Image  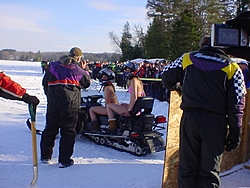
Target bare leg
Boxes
[121,103,129,108]
[106,103,131,119]
[89,106,108,120]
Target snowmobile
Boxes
[78,94,166,156]
[26,92,167,156]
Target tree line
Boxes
[0,49,121,62]
[109,0,250,61]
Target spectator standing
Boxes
[114,61,123,87]
[138,61,145,78]
[40,47,91,168]
[148,62,157,98]
[107,62,116,71]
[154,65,164,101]
[161,36,246,187]
[41,60,48,74]
[94,62,102,80]
[143,61,151,96]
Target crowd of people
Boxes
[42,55,250,104]
[82,59,170,102]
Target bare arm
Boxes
[128,78,137,111]
[104,85,116,107]
[104,86,111,106]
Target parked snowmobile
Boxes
[26,92,167,156]
[78,94,166,156]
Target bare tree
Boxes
[132,23,145,49]
[108,31,121,53]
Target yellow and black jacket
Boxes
[161,47,246,128]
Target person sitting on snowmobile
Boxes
[105,61,146,132]
[89,68,119,132]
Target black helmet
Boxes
[99,68,115,84]
[123,61,140,79]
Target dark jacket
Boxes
[161,47,246,128]
[43,55,91,108]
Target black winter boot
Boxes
[89,120,100,132]
[59,159,74,168]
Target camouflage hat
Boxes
[69,47,83,57]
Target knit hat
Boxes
[69,47,83,57]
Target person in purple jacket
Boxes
[40,47,91,168]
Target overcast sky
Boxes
[0,0,150,53]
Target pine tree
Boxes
[144,16,168,58]
[120,22,133,61]
[169,9,200,60]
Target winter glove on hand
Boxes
[224,127,241,152]
[169,83,182,96]
[22,93,40,106]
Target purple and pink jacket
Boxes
[42,56,91,109]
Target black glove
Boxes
[22,93,40,106]
[170,83,182,96]
[224,127,241,152]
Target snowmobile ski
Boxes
[85,132,128,138]
[26,118,42,135]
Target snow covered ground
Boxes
[0,60,249,188]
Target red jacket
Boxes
[0,71,26,100]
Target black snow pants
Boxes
[178,109,228,188]
[40,102,78,164]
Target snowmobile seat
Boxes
[120,97,154,132]
[131,96,154,115]
[96,97,154,133]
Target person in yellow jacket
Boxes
[161,36,246,188]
